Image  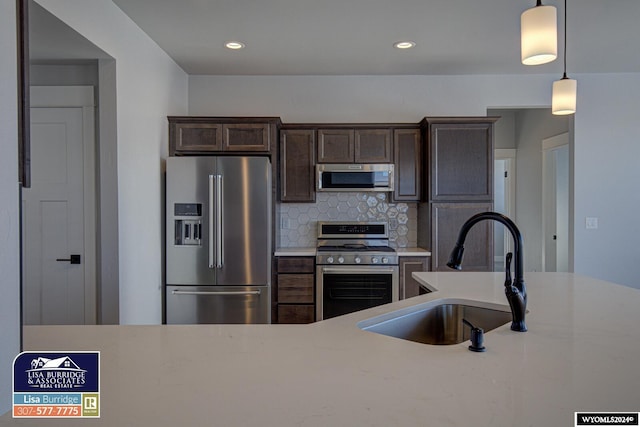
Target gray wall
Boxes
[573,74,640,286]
[30,62,98,86]
[0,1,21,416]
[492,109,517,149]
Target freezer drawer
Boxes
[166,285,271,324]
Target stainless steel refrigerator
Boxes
[165,156,271,324]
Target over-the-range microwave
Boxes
[316,164,394,192]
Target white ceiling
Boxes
[32,0,640,76]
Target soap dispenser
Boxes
[462,318,486,352]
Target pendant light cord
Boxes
[563,0,568,79]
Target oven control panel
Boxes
[316,253,398,266]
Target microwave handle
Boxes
[316,167,323,191]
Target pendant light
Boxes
[552,0,577,115]
[521,0,558,65]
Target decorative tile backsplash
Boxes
[278,192,417,248]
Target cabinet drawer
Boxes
[277,274,314,303]
[277,257,315,273]
[277,305,315,324]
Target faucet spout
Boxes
[446,212,527,332]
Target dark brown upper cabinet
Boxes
[422,117,498,202]
[169,117,280,155]
[223,123,270,151]
[317,129,354,163]
[317,128,392,163]
[280,129,316,203]
[173,122,223,152]
[354,129,393,163]
[392,128,420,202]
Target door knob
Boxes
[56,254,81,264]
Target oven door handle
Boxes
[320,267,396,274]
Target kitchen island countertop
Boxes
[2,272,639,426]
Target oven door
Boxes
[316,266,399,321]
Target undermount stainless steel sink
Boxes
[358,301,512,345]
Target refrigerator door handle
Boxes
[216,174,224,269]
[171,289,261,296]
[208,174,215,268]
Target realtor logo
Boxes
[25,356,87,389]
[85,396,97,409]
[13,351,100,418]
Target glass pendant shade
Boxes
[552,76,577,115]
[521,4,558,65]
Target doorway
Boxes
[542,133,569,272]
[22,86,96,324]
[494,149,516,271]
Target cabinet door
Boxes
[173,123,223,152]
[431,202,493,272]
[223,123,270,151]
[428,122,494,201]
[399,256,430,299]
[280,129,316,202]
[392,128,421,202]
[317,129,354,163]
[354,129,392,163]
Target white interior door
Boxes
[23,87,96,325]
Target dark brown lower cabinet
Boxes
[399,256,431,300]
[430,202,494,272]
[275,257,315,324]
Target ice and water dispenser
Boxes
[173,203,202,246]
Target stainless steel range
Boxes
[316,222,399,321]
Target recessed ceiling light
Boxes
[225,41,245,50]
[393,41,416,49]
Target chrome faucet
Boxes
[446,212,527,332]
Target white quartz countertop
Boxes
[3,272,639,426]
[274,247,316,256]
[274,247,431,256]
[395,247,431,256]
